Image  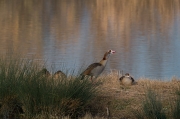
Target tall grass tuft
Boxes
[172,88,180,119]
[142,89,166,119]
[0,57,33,118]
[0,56,97,118]
[49,76,96,118]
[133,89,167,119]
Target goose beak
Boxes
[111,50,115,54]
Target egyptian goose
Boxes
[53,70,67,79]
[80,49,115,82]
[119,73,135,86]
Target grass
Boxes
[88,73,180,119]
[172,85,180,119]
[0,56,97,118]
[0,56,180,118]
[133,89,166,119]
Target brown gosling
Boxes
[53,70,67,79]
[39,68,51,77]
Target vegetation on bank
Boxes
[0,56,180,119]
[0,57,96,119]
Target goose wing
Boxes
[119,76,125,81]
[131,77,135,82]
[81,63,102,75]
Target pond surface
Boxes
[0,0,180,80]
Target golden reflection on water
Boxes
[0,0,180,79]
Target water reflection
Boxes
[0,0,180,80]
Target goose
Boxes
[53,70,67,79]
[119,73,135,86]
[80,49,115,82]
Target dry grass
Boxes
[1,68,180,119]
[22,75,180,119]
[86,71,180,119]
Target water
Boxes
[0,0,180,80]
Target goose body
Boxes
[81,49,115,81]
[119,73,135,86]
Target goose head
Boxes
[108,49,116,54]
[125,73,130,77]
[103,49,115,60]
